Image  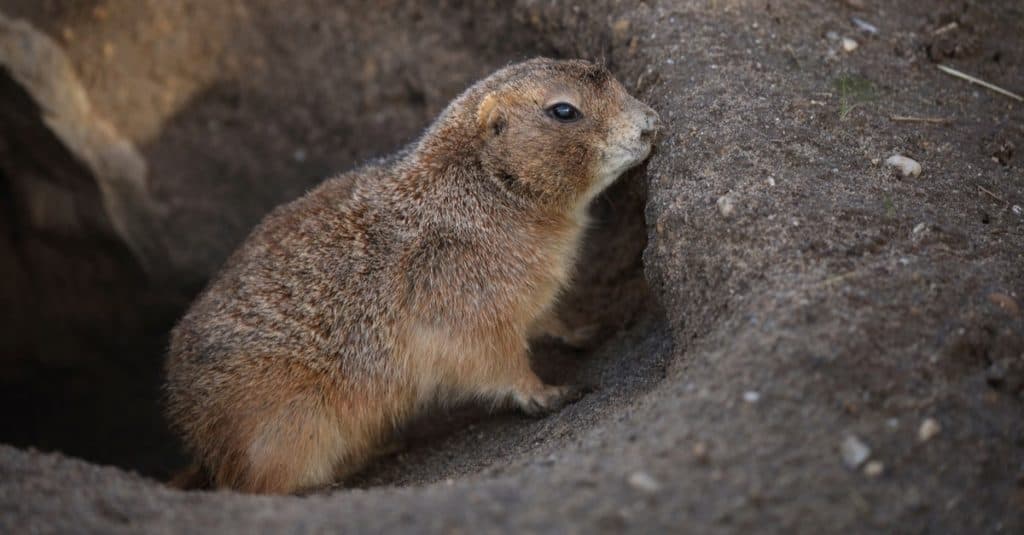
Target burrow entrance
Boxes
[0,1,669,487]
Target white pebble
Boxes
[628,471,662,493]
[742,390,760,403]
[841,37,859,52]
[1012,205,1022,216]
[851,17,879,35]
[840,435,871,469]
[863,460,884,478]
[918,418,941,442]
[886,154,922,177]
[716,194,736,218]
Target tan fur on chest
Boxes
[399,217,584,404]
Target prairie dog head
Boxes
[471,58,660,212]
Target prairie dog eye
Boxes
[546,102,582,122]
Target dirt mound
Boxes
[1,0,1022,532]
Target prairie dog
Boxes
[164,58,660,494]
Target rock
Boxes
[841,37,859,52]
[886,154,922,177]
[628,471,662,493]
[863,460,884,478]
[851,17,879,35]
[717,193,736,218]
[918,418,941,442]
[840,435,871,469]
[1012,205,1022,217]
[742,390,760,403]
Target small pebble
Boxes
[912,222,928,234]
[863,460,885,478]
[886,154,921,177]
[742,390,761,403]
[825,30,839,41]
[840,435,871,469]
[1012,205,1022,216]
[628,471,662,493]
[841,37,859,52]
[292,148,307,162]
[851,17,879,35]
[716,194,736,218]
[918,418,941,442]
[692,442,710,463]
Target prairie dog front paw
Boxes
[513,384,584,416]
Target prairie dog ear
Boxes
[477,92,506,138]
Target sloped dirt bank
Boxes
[2,0,1023,533]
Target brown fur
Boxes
[163,58,659,494]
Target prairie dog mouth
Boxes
[583,109,657,206]
[602,141,651,173]
[585,141,651,201]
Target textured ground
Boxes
[1,0,1022,533]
